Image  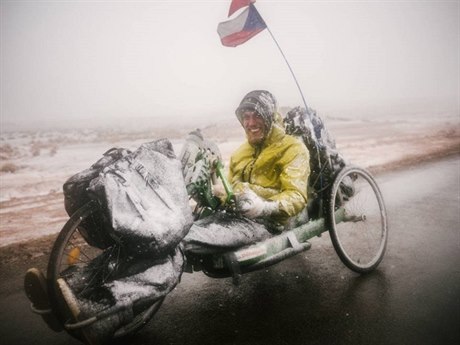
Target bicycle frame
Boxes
[183,155,373,284]
[184,208,347,284]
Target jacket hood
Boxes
[235,90,278,129]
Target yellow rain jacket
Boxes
[228,122,310,224]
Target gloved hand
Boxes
[236,188,279,219]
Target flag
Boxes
[217,4,267,47]
[228,0,254,17]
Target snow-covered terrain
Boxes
[1,114,458,247]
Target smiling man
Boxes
[229,90,310,229]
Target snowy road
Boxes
[1,155,459,345]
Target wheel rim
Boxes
[57,232,120,299]
[331,167,388,272]
[50,211,115,299]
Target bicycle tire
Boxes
[328,166,388,273]
[46,201,163,341]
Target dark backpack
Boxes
[283,107,354,215]
[63,147,131,249]
[63,140,193,256]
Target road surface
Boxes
[1,155,459,345]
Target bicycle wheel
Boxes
[47,201,163,341]
[328,166,388,273]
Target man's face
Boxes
[242,110,267,146]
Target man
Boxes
[230,90,310,228]
[184,90,310,251]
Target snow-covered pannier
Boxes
[283,107,354,215]
[63,139,193,256]
[63,147,132,249]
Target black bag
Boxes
[63,147,131,249]
[284,107,354,211]
[88,139,193,257]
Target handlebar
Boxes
[214,160,234,206]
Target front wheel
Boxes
[46,201,164,341]
[328,166,388,273]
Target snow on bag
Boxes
[63,139,193,256]
[184,212,272,253]
[88,139,193,257]
[63,147,132,248]
[284,107,355,208]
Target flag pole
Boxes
[264,24,309,111]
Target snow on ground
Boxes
[1,112,459,246]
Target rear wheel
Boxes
[47,201,164,340]
[328,166,388,273]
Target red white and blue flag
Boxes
[217,3,267,47]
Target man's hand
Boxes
[236,188,278,219]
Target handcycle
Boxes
[27,134,388,344]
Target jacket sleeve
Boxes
[268,143,309,220]
[228,145,253,194]
[228,155,241,188]
[229,141,310,222]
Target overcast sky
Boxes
[1,0,458,130]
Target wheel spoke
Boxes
[46,201,164,338]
